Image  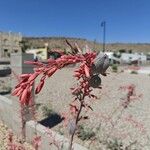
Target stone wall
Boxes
[0,95,87,150]
[0,32,22,58]
[0,53,88,150]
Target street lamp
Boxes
[101,21,106,52]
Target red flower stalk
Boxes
[12,49,109,150]
[119,84,142,108]
[12,52,99,106]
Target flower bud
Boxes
[89,75,101,88]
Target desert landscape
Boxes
[1,64,150,149]
[34,66,150,149]
[0,1,150,149]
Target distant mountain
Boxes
[23,37,150,53]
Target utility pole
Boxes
[101,21,106,52]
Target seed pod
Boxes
[91,53,109,75]
[103,55,110,73]
[89,75,101,88]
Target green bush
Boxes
[106,139,123,150]
[77,125,96,141]
[130,70,138,74]
[111,64,118,73]
[42,105,54,117]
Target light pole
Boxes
[101,21,106,52]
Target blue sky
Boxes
[0,0,150,43]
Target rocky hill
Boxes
[23,37,150,53]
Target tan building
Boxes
[0,31,22,58]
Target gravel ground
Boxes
[0,75,11,91]
[35,67,150,149]
[1,66,150,149]
[0,121,34,150]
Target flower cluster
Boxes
[12,48,109,150]
[32,135,41,150]
[119,84,142,108]
[12,53,92,105]
[12,50,109,106]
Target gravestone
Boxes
[11,53,34,138]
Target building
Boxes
[26,47,64,61]
[26,47,48,60]
[105,52,120,64]
[105,51,147,65]
[0,31,22,58]
[120,53,147,64]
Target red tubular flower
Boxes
[19,85,32,105]
[35,80,45,94]
[11,87,21,96]
[15,80,25,89]
[47,58,56,64]
[67,59,75,64]
[20,88,28,105]
[20,74,31,79]
[55,58,64,64]
[84,64,90,78]
[13,50,108,109]
[61,55,75,59]
[47,67,57,77]
[15,88,24,97]
[25,61,43,66]
[71,87,81,96]
[28,72,39,82]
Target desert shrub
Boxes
[130,70,138,74]
[119,49,126,53]
[58,127,64,135]
[113,52,121,58]
[106,139,123,150]
[77,125,96,141]
[0,86,11,95]
[56,125,65,136]
[111,64,118,72]
[42,105,54,117]
[2,86,11,91]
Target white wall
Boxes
[121,53,147,63]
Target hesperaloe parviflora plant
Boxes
[12,45,109,150]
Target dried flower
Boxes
[32,136,41,150]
